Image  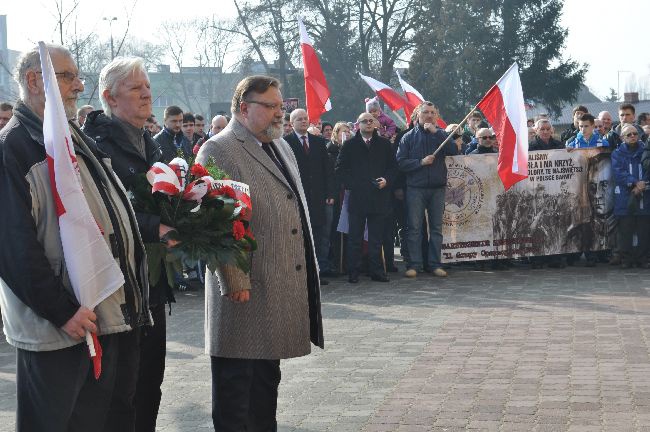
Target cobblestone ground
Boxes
[2,264,650,431]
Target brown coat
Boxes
[196,118,324,359]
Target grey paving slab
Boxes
[1,264,650,431]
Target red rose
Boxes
[245,226,255,240]
[232,220,246,240]
[190,163,210,178]
[219,185,237,199]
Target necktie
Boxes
[301,135,309,155]
[365,138,371,148]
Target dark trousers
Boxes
[135,303,167,432]
[617,215,650,264]
[16,330,139,432]
[211,357,281,432]
[347,211,385,277]
[382,209,395,268]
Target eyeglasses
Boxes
[36,70,85,84]
[245,100,286,112]
[626,132,639,137]
[359,119,375,124]
[480,135,496,140]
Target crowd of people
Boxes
[2,41,650,432]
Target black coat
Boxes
[335,130,398,215]
[284,132,335,226]
[83,110,172,306]
[153,127,192,162]
[529,136,563,151]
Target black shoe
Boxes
[348,274,359,283]
[320,279,329,285]
[370,274,390,282]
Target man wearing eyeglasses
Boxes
[335,112,398,283]
[469,128,499,154]
[196,75,323,431]
[0,44,151,431]
[397,101,458,279]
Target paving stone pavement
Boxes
[2,264,650,431]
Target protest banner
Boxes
[442,148,613,262]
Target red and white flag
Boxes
[359,73,406,112]
[477,63,528,190]
[298,17,331,123]
[39,42,124,379]
[395,71,447,128]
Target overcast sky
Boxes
[3,0,649,101]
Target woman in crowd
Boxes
[612,124,650,268]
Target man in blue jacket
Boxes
[397,101,458,278]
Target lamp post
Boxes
[618,70,631,101]
[103,17,118,60]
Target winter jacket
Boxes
[335,130,398,215]
[566,132,609,149]
[612,142,650,216]
[0,101,151,351]
[396,123,458,189]
[529,136,563,151]
[376,111,397,139]
[83,110,173,307]
[153,127,192,162]
[469,145,498,155]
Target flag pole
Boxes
[431,101,482,157]
[392,109,408,127]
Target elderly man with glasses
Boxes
[397,101,459,278]
[0,44,151,431]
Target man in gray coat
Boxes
[196,75,324,431]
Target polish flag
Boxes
[359,73,406,112]
[396,71,446,128]
[38,42,125,379]
[298,17,331,122]
[477,63,528,190]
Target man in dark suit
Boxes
[284,108,336,281]
[196,76,323,432]
[336,112,398,283]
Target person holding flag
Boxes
[0,44,150,431]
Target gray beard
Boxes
[265,123,282,140]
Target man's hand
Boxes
[376,177,387,189]
[62,307,97,340]
[227,290,250,303]
[326,198,335,205]
[636,180,646,191]
[159,223,180,248]
[423,123,437,133]
[421,155,435,166]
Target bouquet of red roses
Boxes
[131,157,256,274]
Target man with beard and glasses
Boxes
[0,43,150,432]
[196,75,324,432]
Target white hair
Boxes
[98,57,148,117]
[14,44,71,100]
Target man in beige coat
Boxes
[196,75,324,431]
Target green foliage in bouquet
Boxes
[131,156,257,274]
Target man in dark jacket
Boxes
[83,56,174,432]
[336,112,398,283]
[529,119,563,151]
[560,105,588,144]
[0,44,151,432]
[153,105,192,161]
[397,101,458,278]
[285,108,336,280]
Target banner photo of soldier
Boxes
[441,148,614,263]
